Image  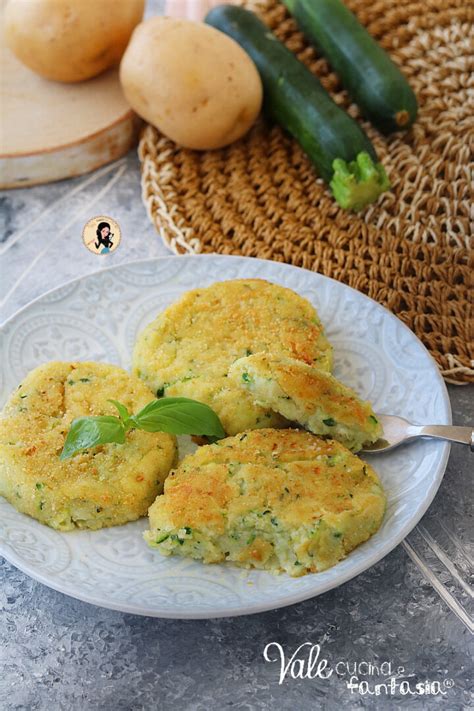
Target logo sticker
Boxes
[82,216,121,255]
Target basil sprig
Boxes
[60,397,225,460]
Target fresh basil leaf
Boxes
[108,399,131,424]
[130,397,226,438]
[60,415,125,460]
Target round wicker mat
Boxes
[139,0,473,383]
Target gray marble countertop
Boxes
[1,148,472,710]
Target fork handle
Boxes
[412,425,474,450]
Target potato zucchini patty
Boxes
[229,353,382,451]
[132,279,332,435]
[0,362,177,531]
[145,428,386,576]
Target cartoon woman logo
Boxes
[95,221,114,253]
[82,216,121,255]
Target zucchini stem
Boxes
[330,152,390,211]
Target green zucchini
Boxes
[283,0,418,133]
[205,5,389,211]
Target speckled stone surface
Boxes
[1,24,473,702]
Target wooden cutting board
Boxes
[0,24,140,188]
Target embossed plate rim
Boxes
[0,255,451,618]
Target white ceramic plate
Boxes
[0,255,451,618]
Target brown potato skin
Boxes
[4,0,145,82]
[119,17,263,150]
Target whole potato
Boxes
[119,17,263,150]
[4,0,145,82]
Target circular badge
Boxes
[82,216,121,255]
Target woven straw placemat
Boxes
[139,0,473,383]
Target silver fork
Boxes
[362,415,474,453]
